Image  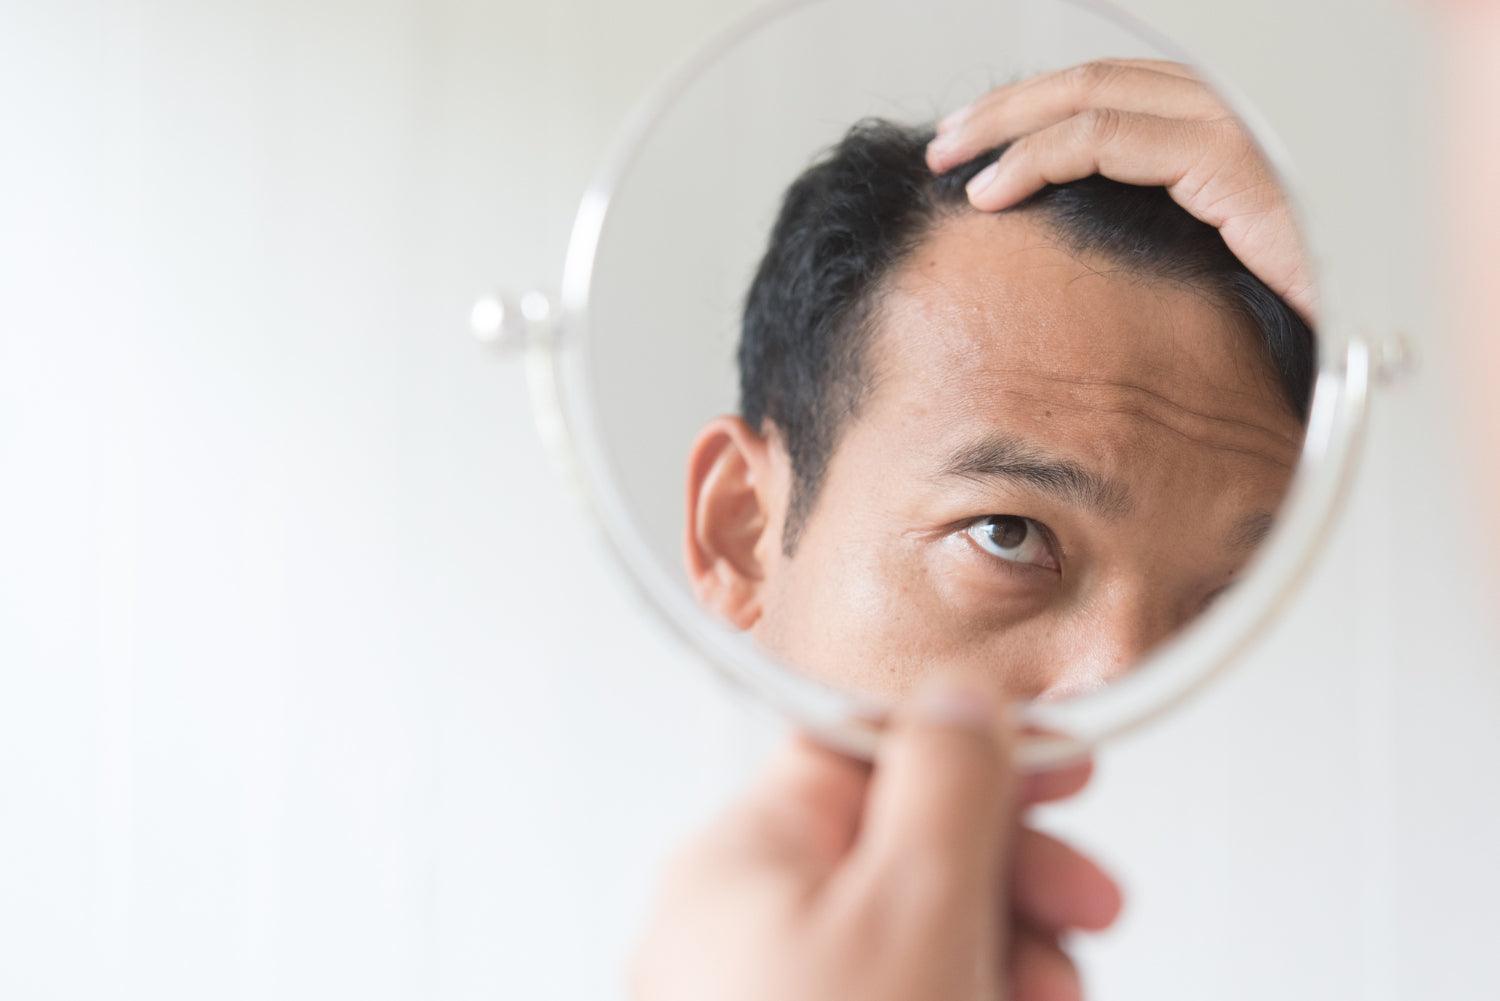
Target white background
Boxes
[2,1,1497,999]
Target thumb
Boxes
[852,675,1018,906]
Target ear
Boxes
[683,415,780,630]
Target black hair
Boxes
[738,119,1314,552]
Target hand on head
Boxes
[927,58,1317,324]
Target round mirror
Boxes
[519,0,1369,767]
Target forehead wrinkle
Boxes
[1016,369,1303,452]
[966,214,1301,427]
[856,212,1301,470]
[991,380,1300,472]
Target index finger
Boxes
[928,62,1221,173]
[935,57,1205,136]
[964,109,1217,213]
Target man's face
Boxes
[740,210,1303,701]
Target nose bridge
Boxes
[1039,585,1186,700]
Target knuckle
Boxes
[1207,120,1275,188]
[1064,60,1119,98]
[1077,106,1124,144]
[1207,117,1260,164]
[1006,131,1040,162]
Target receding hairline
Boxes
[851,207,1302,429]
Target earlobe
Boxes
[683,416,776,630]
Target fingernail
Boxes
[926,131,959,160]
[966,161,1000,199]
[914,675,997,732]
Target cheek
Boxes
[757,531,1066,700]
[754,528,950,697]
[928,535,1060,627]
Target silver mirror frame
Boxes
[510,0,1376,769]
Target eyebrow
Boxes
[938,433,1133,519]
[940,433,1281,551]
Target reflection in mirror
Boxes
[683,100,1310,704]
[581,2,1314,715]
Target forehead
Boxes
[863,210,1303,481]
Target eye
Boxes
[965,515,1060,572]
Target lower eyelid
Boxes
[961,531,1060,577]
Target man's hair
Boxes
[739,119,1315,551]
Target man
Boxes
[682,60,1314,702]
[636,61,1317,1001]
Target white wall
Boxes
[2,2,1496,1000]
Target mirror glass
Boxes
[569,0,1318,723]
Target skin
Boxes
[640,60,1311,1001]
[686,209,1302,702]
[928,58,1316,324]
[686,61,1308,703]
[632,680,1118,1001]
